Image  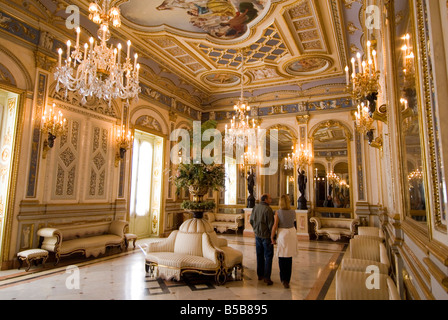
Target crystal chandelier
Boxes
[283,144,313,170]
[240,144,259,169]
[54,0,141,106]
[224,49,258,149]
[354,102,374,134]
[327,171,340,185]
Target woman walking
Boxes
[271,194,298,288]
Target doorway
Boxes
[0,88,20,257]
[129,130,164,238]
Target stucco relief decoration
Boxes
[0,64,16,86]
[51,90,117,118]
[251,67,278,80]
[203,72,240,86]
[121,0,270,40]
[135,115,162,132]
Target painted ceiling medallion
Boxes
[120,0,271,40]
[203,71,242,86]
[285,57,331,76]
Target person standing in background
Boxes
[250,194,275,285]
[271,194,298,288]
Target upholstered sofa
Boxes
[204,212,244,233]
[38,220,128,265]
[335,269,400,300]
[310,217,359,241]
[143,218,243,285]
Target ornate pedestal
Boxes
[295,209,311,240]
[243,208,254,237]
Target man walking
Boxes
[250,194,275,285]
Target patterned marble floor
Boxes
[0,234,348,301]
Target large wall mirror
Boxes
[394,0,428,224]
[262,126,297,207]
[311,121,352,218]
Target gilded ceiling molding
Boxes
[6,0,53,23]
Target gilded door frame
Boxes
[0,83,26,269]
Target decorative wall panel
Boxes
[87,125,109,199]
[52,119,80,199]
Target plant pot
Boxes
[190,210,205,219]
[188,185,209,203]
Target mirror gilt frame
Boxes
[309,120,354,218]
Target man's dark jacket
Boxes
[250,201,274,239]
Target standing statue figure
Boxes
[247,167,256,208]
[297,169,308,210]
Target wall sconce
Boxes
[114,124,133,167]
[41,103,66,159]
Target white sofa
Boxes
[341,237,391,277]
[335,269,400,300]
[354,226,385,242]
[204,212,244,234]
[310,217,359,241]
[143,218,243,285]
[37,220,128,265]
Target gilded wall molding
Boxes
[415,0,447,233]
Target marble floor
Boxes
[0,234,348,301]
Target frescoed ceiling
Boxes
[0,0,367,112]
[114,0,362,107]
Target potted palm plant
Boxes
[173,120,226,219]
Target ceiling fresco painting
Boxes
[121,0,270,40]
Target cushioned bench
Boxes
[310,217,359,241]
[38,220,128,265]
[204,212,244,233]
[143,218,243,285]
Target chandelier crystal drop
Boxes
[54,0,141,106]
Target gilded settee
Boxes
[204,212,244,234]
[310,217,359,241]
[38,220,128,264]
